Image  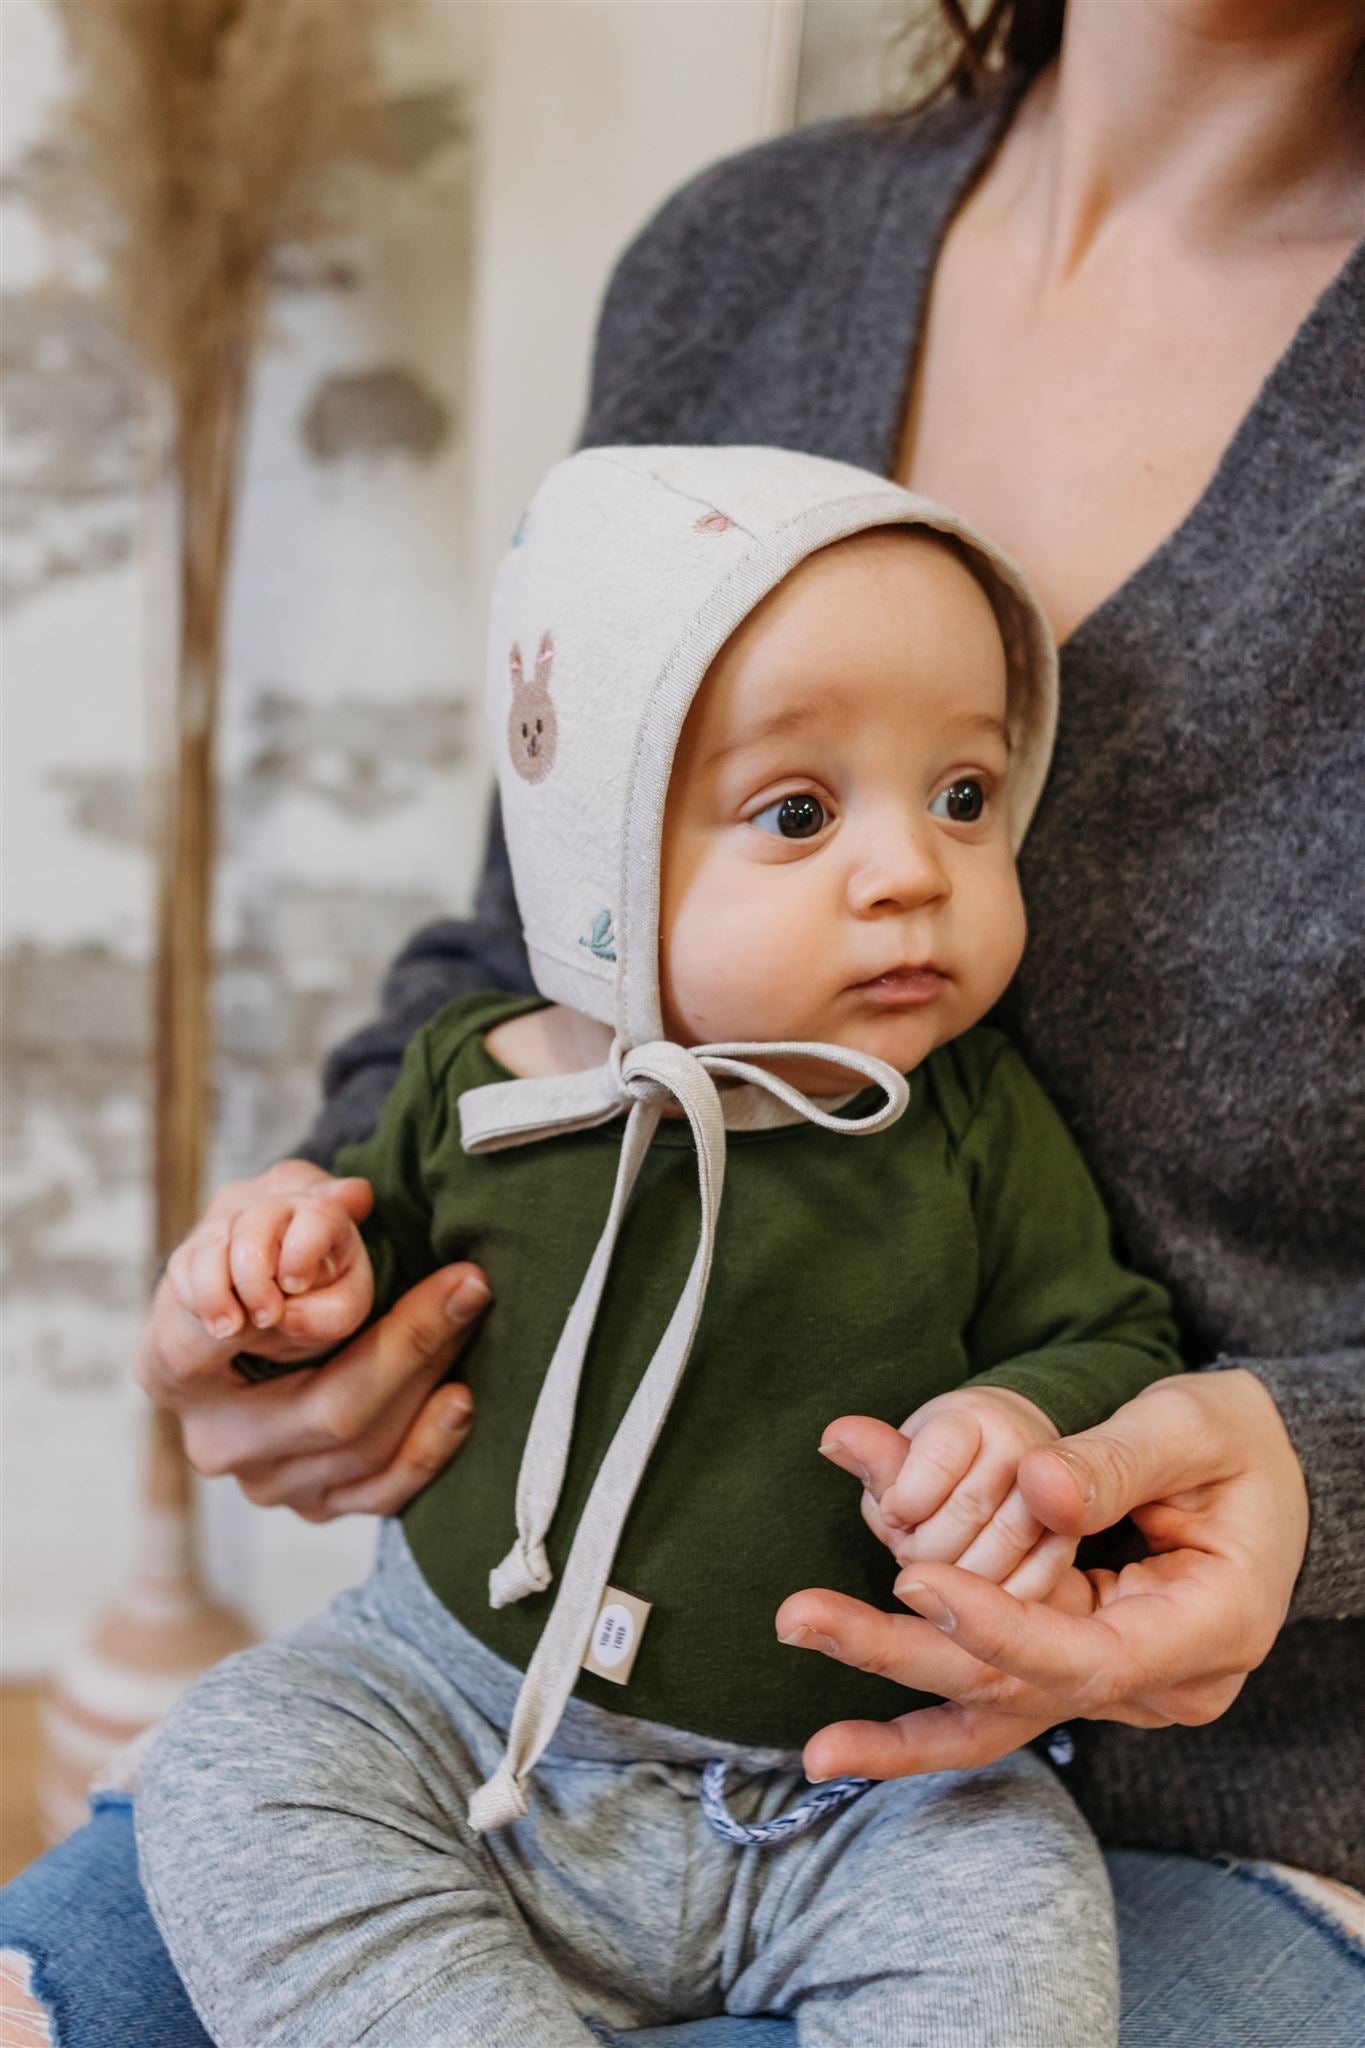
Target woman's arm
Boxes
[292,800,531,1167]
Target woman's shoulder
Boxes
[620,97,992,277]
[581,94,1000,442]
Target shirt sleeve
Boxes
[234,1021,450,1383]
[957,1039,1184,1436]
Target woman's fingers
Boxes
[774,1587,1040,1714]
[179,1263,490,1476]
[804,1699,1056,1785]
[890,1557,1223,1714]
[313,1385,474,1517]
[236,1382,474,1518]
[1017,1375,1225,1540]
[281,1263,491,1455]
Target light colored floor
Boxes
[1,1687,46,1887]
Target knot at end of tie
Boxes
[488,1539,552,1609]
[468,1762,528,1834]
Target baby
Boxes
[136,446,1180,2048]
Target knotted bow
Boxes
[460,1035,908,1833]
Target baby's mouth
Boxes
[850,964,947,1005]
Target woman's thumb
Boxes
[1018,1381,1201,1538]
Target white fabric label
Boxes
[580,1584,652,1686]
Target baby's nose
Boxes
[847,828,951,916]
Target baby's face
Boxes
[659,530,1026,1091]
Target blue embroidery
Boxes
[510,510,529,547]
[579,910,617,962]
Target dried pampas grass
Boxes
[50,0,381,417]
[46,0,389,1267]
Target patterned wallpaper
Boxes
[2,0,481,1663]
[1,0,924,1673]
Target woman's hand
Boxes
[778,1370,1309,1784]
[137,1160,491,1522]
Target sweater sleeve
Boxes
[1202,1349,1365,1624]
[957,1040,1184,1436]
[286,798,532,1167]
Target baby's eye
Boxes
[751,793,828,840]
[929,780,986,824]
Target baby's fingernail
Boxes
[817,1439,870,1487]
[778,1624,841,1656]
[280,1275,308,1295]
[445,1275,492,1325]
[210,1315,237,1340]
[897,1580,955,1631]
[319,1254,337,1282]
[252,1306,275,1328]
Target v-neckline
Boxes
[850,79,1365,660]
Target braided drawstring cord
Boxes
[699,1761,872,1847]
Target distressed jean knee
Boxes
[1,1946,62,2045]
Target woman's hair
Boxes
[893,0,1064,112]
[929,0,1063,96]
[891,0,1365,113]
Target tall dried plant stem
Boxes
[148,329,254,1496]
[34,0,388,1841]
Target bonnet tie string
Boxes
[460,1037,907,1834]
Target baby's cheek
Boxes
[663,877,791,1041]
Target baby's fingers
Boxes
[1002,1531,1076,1604]
[172,1227,242,1342]
[950,1486,1044,1585]
[227,1200,295,1331]
[880,1410,983,1532]
[278,1201,355,1298]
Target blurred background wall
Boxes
[1,0,911,1681]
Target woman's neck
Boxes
[1000,0,1365,279]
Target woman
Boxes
[5,1,1361,2040]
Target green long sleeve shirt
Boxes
[310,990,1181,1749]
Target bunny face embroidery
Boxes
[508,631,558,783]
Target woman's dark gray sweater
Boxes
[295,91,1365,1885]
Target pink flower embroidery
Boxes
[695,511,733,534]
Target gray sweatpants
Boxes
[134,1523,1117,2048]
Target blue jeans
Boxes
[2,1793,1361,2046]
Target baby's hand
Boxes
[823,1387,1077,1601]
[165,1176,376,1367]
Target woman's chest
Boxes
[895,204,1355,644]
